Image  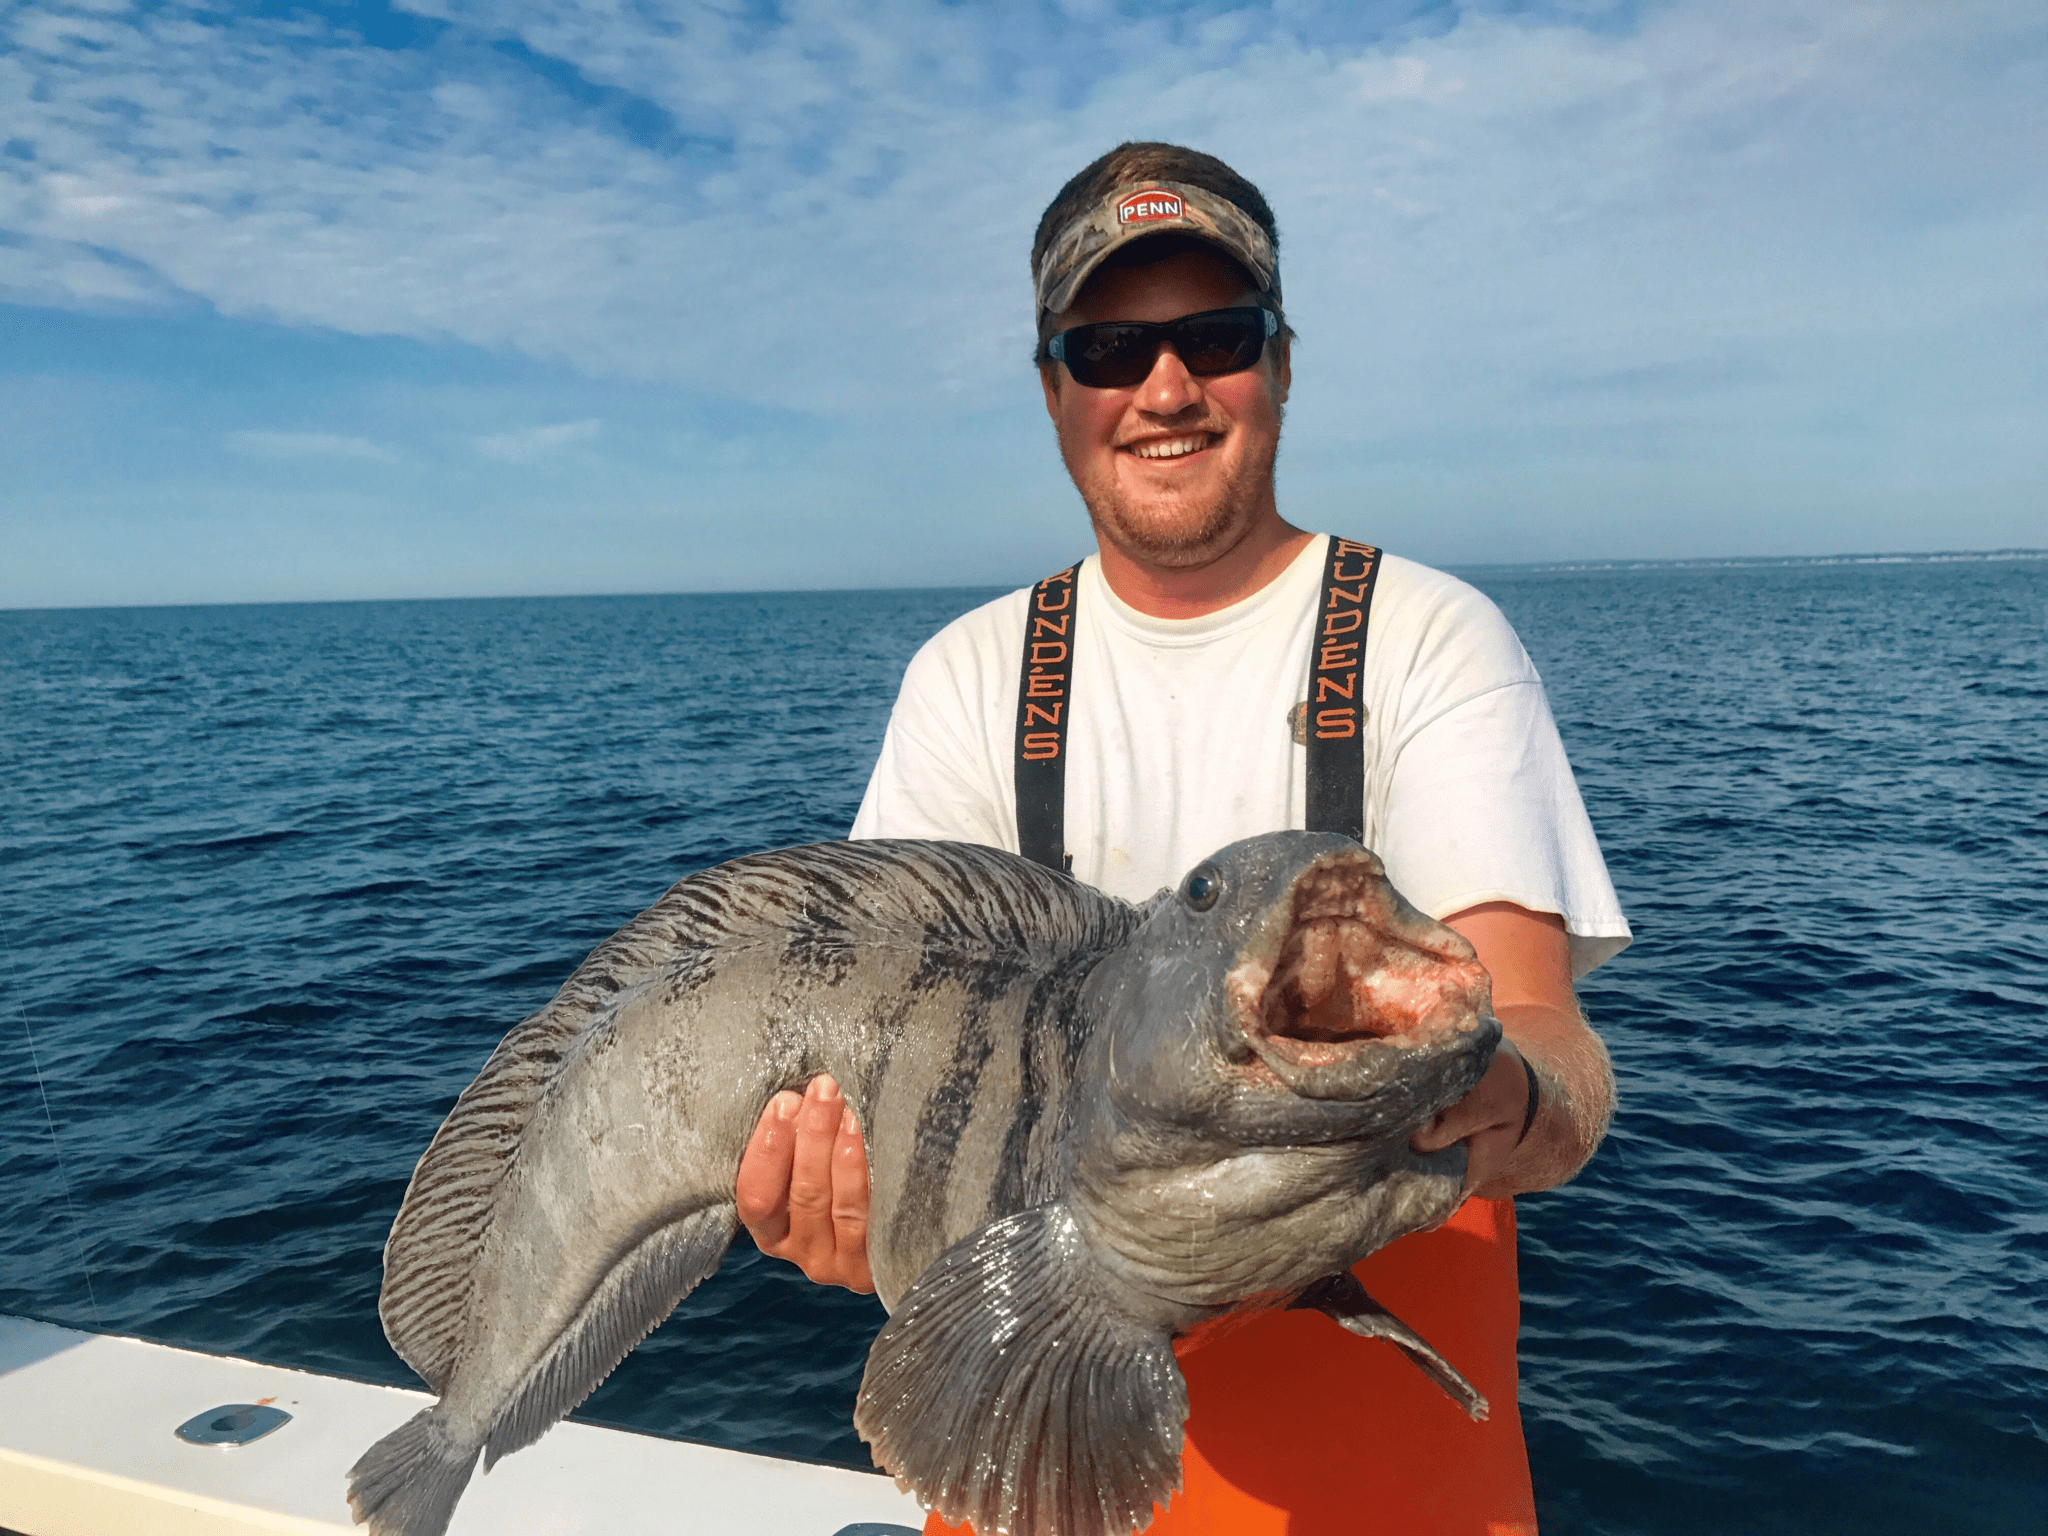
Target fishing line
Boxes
[0,908,104,1330]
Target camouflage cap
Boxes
[1032,178,1280,320]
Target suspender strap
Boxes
[1304,537,1382,844]
[1012,537,1380,870]
[1014,563,1081,872]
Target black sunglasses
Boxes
[1044,306,1281,390]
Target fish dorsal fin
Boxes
[375,902,734,1388]
[856,1204,1187,1536]
[377,992,600,1390]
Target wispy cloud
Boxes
[473,418,600,462]
[1,0,2042,606]
[0,228,174,309]
[226,430,399,462]
[4,0,2039,425]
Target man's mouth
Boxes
[1124,432,1218,461]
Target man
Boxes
[736,142,1630,1534]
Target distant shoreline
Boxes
[1453,547,2048,574]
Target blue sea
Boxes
[3,555,2043,1534]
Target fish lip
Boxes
[1222,851,1492,1086]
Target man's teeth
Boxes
[1129,435,1211,460]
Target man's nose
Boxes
[1136,344,1204,416]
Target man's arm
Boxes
[1413,901,1615,1198]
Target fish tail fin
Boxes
[856,1203,1186,1536]
[346,1407,478,1536]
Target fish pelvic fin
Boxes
[483,1200,740,1467]
[346,1407,478,1536]
[1291,1270,1490,1422]
[856,1204,1187,1536]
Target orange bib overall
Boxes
[923,1197,1535,1536]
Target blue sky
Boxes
[3,0,2043,608]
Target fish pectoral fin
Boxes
[855,1204,1187,1536]
[1291,1271,1490,1422]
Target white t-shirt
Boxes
[851,536,1631,977]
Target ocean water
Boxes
[2,557,2043,1533]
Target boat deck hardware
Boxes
[173,1403,293,1447]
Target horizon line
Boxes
[4,547,2043,617]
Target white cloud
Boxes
[0,229,173,308]
[0,0,2042,568]
[226,430,399,462]
[1,1,2036,408]
[473,418,601,461]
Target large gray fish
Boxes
[347,832,1499,1536]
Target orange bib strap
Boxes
[923,1198,1533,1536]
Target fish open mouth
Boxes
[1227,859,1487,1072]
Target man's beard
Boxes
[1070,424,1283,572]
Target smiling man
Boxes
[735,142,1631,1535]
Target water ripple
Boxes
[3,564,2044,1527]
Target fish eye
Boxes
[1181,864,1223,911]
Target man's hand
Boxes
[1410,1034,1538,1199]
[1412,901,1616,1200]
[734,1075,875,1293]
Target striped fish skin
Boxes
[346,834,1498,1536]
[853,833,1499,1536]
[348,840,1145,1535]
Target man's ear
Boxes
[1270,335,1291,408]
[1040,363,1062,421]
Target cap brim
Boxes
[1034,179,1278,319]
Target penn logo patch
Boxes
[1116,189,1185,226]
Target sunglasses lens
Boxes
[1065,325,1158,389]
[1176,312,1266,376]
